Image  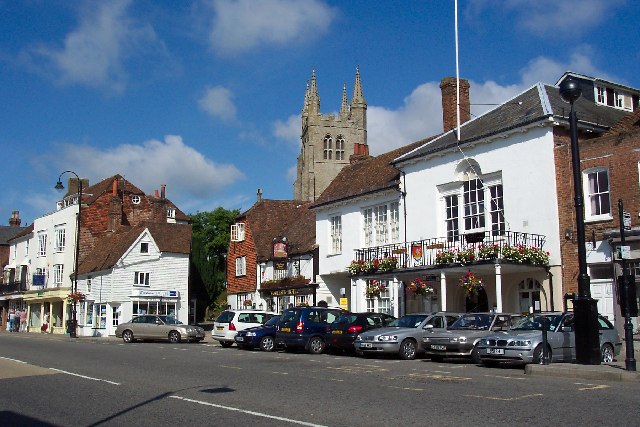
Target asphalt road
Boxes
[1,333,639,426]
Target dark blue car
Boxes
[234,315,281,351]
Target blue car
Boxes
[234,315,281,351]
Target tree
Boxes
[189,207,239,319]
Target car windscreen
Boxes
[264,316,281,326]
[159,316,182,325]
[387,315,428,328]
[511,314,562,331]
[449,314,494,330]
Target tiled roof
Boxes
[310,139,432,208]
[396,83,629,163]
[5,224,33,243]
[240,200,315,261]
[607,108,640,134]
[77,222,192,275]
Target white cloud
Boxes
[199,86,237,121]
[273,114,301,150]
[23,0,159,92]
[53,135,244,205]
[209,0,336,55]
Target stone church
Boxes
[293,68,369,201]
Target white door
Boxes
[591,280,614,322]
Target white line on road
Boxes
[169,395,328,426]
[48,368,120,385]
[0,356,27,364]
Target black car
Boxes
[276,306,345,354]
[325,312,396,353]
[234,315,281,351]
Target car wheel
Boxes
[308,336,325,354]
[471,344,481,364]
[601,343,615,363]
[260,335,275,352]
[122,330,134,343]
[399,339,416,360]
[220,341,233,348]
[532,344,550,364]
[169,331,181,343]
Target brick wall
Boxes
[440,77,470,133]
[226,221,258,294]
[554,126,640,294]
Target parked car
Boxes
[423,312,521,363]
[354,312,461,360]
[325,312,396,353]
[477,312,622,365]
[234,315,281,351]
[212,310,275,347]
[275,306,345,354]
[115,315,205,343]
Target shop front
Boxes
[22,288,70,334]
[259,282,318,313]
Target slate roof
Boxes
[240,200,315,261]
[77,222,192,275]
[0,225,29,245]
[5,223,33,243]
[395,83,629,164]
[310,139,433,208]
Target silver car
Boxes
[477,312,622,365]
[423,312,522,363]
[354,312,461,360]
[115,315,205,343]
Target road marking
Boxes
[387,385,424,392]
[575,383,609,391]
[408,372,471,381]
[0,356,27,364]
[220,365,242,370]
[464,393,543,401]
[483,374,526,380]
[169,395,328,426]
[270,371,289,375]
[327,365,388,373]
[49,368,120,385]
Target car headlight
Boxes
[378,335,398,342]
[451,336,467,343]
[246,332,256,337]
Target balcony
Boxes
[352,230,547,273]
[0,281,28,295]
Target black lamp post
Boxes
[55,171,82,339]
[559,78,601,365]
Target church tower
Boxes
[294,68,369,201]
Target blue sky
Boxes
[1,0,638,225]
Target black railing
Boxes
[0,281,28,295]
[353,230,546,269]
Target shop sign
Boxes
[32,274,45,287]
[132,290,179,298]
[340,297,349,310]
[273,241,288,258]
[274,261,287,270]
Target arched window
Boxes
[518,278,542,313]
[323,135,333,160]
[335,135,345,160]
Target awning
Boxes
[3,263,16,270]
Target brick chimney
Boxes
[67,177,90,196]
[9,211,21,227]
[440,77,471,133]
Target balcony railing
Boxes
[353,230,546,270]
[0,281,28,295]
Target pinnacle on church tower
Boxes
[351,66,366,106]
[340,83,349,118]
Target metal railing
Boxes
[353,230,546,269]
[0,281,28,295]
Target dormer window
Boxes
[594,85,634,111]
[231,223,245,242]
[166,208,175,219]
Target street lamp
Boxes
[558,78,601,365]
[55,171,82,339]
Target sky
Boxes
[1,0,639,226]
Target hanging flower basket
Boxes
[364,259,379,273]
[66,291,86,304]
[435,249,456,265]
[456,248,476,265]
[347,260,366,275]
[407,278,434,296]
[477,244,499,260]
[366,280,386,298]
[460,271,483,296]
[377,257,398,272]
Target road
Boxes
[1,333,639,426]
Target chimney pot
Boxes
[257,188,263,202]
[9,210,21,227]
[161,184,166,199]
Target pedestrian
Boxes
[8,309,15,332]
[41,312,49,333]
[19,309,27,333]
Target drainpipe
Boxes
[546,268,555,311]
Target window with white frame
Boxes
[38,232,47,256]
[112,305,120,327]
[53,264,64,287]
[330,215,342,254]
[83,302,94,325]
[94,304,107,329]
[440,168,505,242]
[231,223,245,242]
[140,242,149,253]
[365,280,392,315]
[235,256,246,276]
[166,208,176,219]
[594,85,634,111]
[362,203,400,247]
[584,168,611,220]
[134,272,150,286]
[54,225,66,252]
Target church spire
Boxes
[339,83,349,118]
[302,80,310,116]
[308,69,320,114]
[351,66,366,107]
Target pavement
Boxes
[2,329,640,383]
